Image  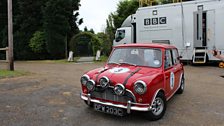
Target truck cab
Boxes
[113,27,132,46]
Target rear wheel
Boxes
[176,75,185,94]
[145,92,166,121]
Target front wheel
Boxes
[84,100,93,107]
[145,92,166,121]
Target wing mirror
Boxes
[177,56,182,60]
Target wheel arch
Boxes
[150,88,165,106]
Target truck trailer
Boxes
[114,0,224,64]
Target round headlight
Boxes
[80,74,90,85]
[114,84,125,96]
[86,80,95,91]
[134,80,147,95]
[99,76,109,88]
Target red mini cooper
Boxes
[80,43,184,120]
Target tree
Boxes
[105,14,116,52]
[83,26,95,34]
[1,0,82,60]
[43,0,68,59]
[0,0,7,48]
[97,32,111,56]
[110,0,139,30]
[0,0,19,49]
[67,1,83,42]
[43,0,81,59]
[84,26,88,32]
[13,0,47,60]
[105,0,139,52]
[89,28,95,34]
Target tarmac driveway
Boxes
[0,62,224,126]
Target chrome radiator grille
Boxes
[91,87,135,103]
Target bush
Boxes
[29,31,46,53]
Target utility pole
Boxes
[65,35,68,59]
[7,0,14,71]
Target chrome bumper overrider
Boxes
[80,93,152,114]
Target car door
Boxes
[164,49,177,99]
[172,49,182,90]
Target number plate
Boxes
[94,103,125,116]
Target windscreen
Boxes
[108,48,162,68]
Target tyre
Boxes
[219,62,224,68]
[176,75,185,94]
[84,100,93,107]
[145,92,166,121]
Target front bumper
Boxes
[80,93,152,114]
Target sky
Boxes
[79,0,120,33]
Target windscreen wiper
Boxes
[108,62,120,65]
[119,62,137,66]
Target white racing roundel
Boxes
[170,72,175,90]
[109,67,130,74]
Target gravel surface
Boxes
[0,62,224,126]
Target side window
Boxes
[115,30,125,42]
[165,50,173,69]
[172,49,180,64]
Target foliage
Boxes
[99,55,109,62]
[105,14,116,52]
[0,0,7,49]
[12,0,47,60]
[111,0,139,29]
[97,32,111,56]
[43,0,69,59]
[70,32,102,56]
[89,29,95,34]
[29,31,46,53]
[105,0,139,49]
[0,0,82,60]
[84,26,88,32]
[143,0,194,6]
[83,26,95,34]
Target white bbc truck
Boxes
[114,0,224,64]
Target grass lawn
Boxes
[0,70,28,79]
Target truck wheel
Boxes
[176,75,185,94]
[145,92,166,121]
[84,100,93,107]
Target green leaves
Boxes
[29,31,46,53]
[111,0,139,30]
[0,0,81,60]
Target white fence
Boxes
[0,47,9,62]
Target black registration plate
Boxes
[94,103,125,116]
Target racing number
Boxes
[170,72,175,90]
